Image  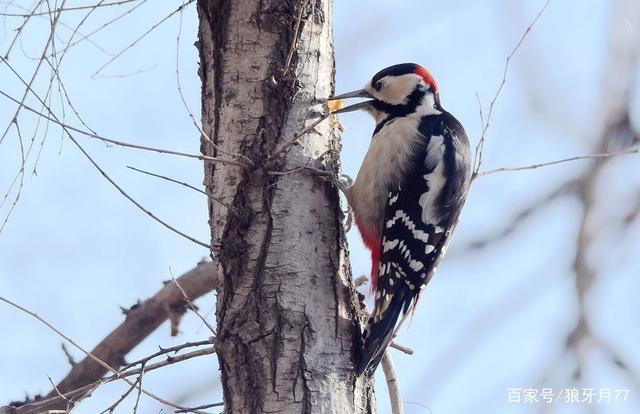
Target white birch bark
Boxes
[196,0,375,412]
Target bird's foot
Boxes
[306,163,353,199]
[344,205,354,233]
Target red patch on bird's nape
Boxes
[414,66,438,94]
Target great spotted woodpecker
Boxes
[330,63,471,375]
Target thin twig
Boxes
[54,0,150,57]
[47,376,73,413]
[6,348,217,414]
[477,147,639,177]
[122,340,212,371]
[0,296,208,413]
[0,85,247,167]
[389,342,413,355]
[67,136,210,248]
[472,0,552,179]
[126,166,239,214]
[381,353,404,414]
[132,364,144,414]
[91,0,195,78]
[0,0,65,145]
[100,376,139,414]
[175,402,225,413]
[0,0,141,17]
[282,0,309,76]
[2,0,42,59]
[171,268,216,336]
[0,67,221,248]
[268,112,331,162]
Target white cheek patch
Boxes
[378,74,422,105]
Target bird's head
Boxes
[330,63,441,123]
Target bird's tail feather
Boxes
[357,286,413,375]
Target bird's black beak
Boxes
[328,89,375,114]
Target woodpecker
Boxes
[329,63,471,375]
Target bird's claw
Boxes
[306,166,352,198]
[344,205,354,233]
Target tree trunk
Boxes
[196,1,375,412]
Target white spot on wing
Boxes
[385,210,430,242]
[409,260,424,271]
[420,135,446,225]
[383,239,400,253]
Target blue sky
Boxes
[1,1,638,413]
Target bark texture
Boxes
[197,0,374,412]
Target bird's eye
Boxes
[374,80,383,91]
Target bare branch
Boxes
[175,402,225,413]
[47,376,72,413]
[0,0,141,17]
[0,295,197,412]
[477,147,639,177]
[381,353,404,414]
[0,66,213,247]
[455,180,577,253]
[0,0,65,145]
[170,267,216,336]
[122,340,212,371]
[99,373,140,414]
[472,0,552,179]
[132,365,144,414]
[2,347,217,414]
[54,0,150,57]
[126,165,239,215]
[389,342,414,355]
[1,261,218,414]
[67,135,211,248]
[91,0,195,78]
[268,112,332,162]
[0,84,247,167]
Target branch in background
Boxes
[477,147,639,177]
[624,190,640,225]
[472,0,552,178]
[0,62,212,248]
[547,0,640,402]
[1,261,217,414]
[454,180,578,253]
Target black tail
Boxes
[357,286,413,375]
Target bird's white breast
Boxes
[350,117,423,235]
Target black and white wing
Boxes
[358,112,471,375]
